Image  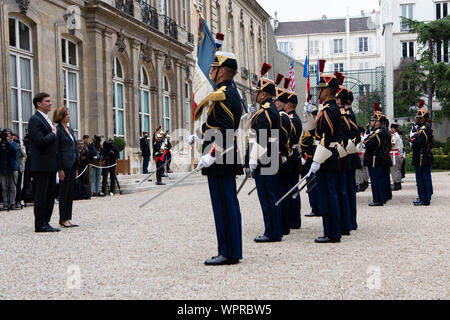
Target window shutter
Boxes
[329,40,334,54]
[368,37,373,52]
[355,38,359,53]
[344,39,347,53]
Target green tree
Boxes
[395,16,450,120]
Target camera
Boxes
[0,129,8,144]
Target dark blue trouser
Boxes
[143,155,150,173]
[278,173,291,235]
[307,174,320,215]
[369,167,385,204]
[317,171,341,240]
[207,175,243,260]
[383,167,392,201]
[346,169,358,230]
[288,174,301,229]
[254,168,282,241]
[338,170,352,233]
[415,166,432,204]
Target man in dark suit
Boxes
[28,92,59,232]
[140,131,151,174]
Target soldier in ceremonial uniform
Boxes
[274,75,295,235]
[381,118,393,203]
[285,90,303,228]
[248,63,282,243]
[410,102,433,206]
[307,74,343,243]
[363,103,391,206]
[390,122,404,191]
[333,74,353,236]
[342,89,361,231]
[153,134,166,185]
[300,100,320,217]
[189,51,243,265]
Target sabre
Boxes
[237,170,251,195]
[292,174,317,199]
[275,175,308,207]
[306,181,317,194]
[139,145,233,208]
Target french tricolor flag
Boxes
[192,18,216,121]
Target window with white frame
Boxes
[184,82,191,131]
[359,37,368,52]
[279,41,289,55]
[227,13,234,51]
[198,0,204,15]
[309,64,317,75]
[216,3,221,33]
[401,4,414,31]
[113,57,125,143]
[182,0,188,29]
[435,2,448,19]
[249,33,255,74]
[139,67,151,135]
[309,40,320,55]
[359,62,370,70]
[239,23,246,68]
[61,38,80,137]
[160,0,169,16]
[163,75,171,132]
[401,41,415,58]
[333,39,344,54]
[9,18,33,141]
[334,63,344,72]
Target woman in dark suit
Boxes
[53,107,80,228]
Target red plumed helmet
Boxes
[284,78,291,89]
[260,62,272,76]
[334,72,345,85]
[318,59,326,73]
[373,102,382,112]
[275,73,284,85]
[418,100,426,108]
[307,94,312,102]
[216,33,224,41]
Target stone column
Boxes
[156,49,166,127]
[104,28,114,139]
[130,39,141,148]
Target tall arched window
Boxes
[160,0,169,16]
[139,67,151,135]
[9,18,33,140]
[162,75,170,132]
[227,13,234,51]
[113,57,125,142]
[61,38,80,137]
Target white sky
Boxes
[256,0,380,21]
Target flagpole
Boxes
[307,33,310,97]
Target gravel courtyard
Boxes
[0,172,449,300]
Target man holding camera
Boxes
[101,138,120,196]
[0,128,19,211]
[89,135,103,196]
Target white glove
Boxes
[307,161,321,177]
[301,158,306,166]
[197,153,215,169]
[186,133,199,146]
[409,142,413,148]
[249,105,256,114]
[249,158,258,172]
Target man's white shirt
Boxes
[37,109,55,134]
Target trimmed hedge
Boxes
[404,155,450,171]
[113,137,126,152]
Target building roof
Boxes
[275,17,375,36]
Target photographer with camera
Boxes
[0,128,19,211]
[101,138,120,196]
[77,137,93,199]
[89,135,103,197]
[13,134,26,209]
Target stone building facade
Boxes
[0,0,195,173]
[0,0,305,173]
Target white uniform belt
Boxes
[328,142,339,148]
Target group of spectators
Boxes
[0,129,28,211]
[0,129,120,213]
